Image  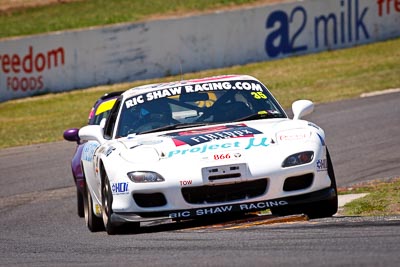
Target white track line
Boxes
[360,88,400,98]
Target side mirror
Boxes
[99,117,107,128]
[292,100,314,120]
[79,125,105,144]
[63,128,80,144]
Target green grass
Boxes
[0,37,399,149]
[339,178,400,216]
[0,0,264,39]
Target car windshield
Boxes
[116,80,286,136]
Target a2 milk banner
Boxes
[0,0,399,102]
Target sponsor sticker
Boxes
[167,136,269,158]
[179,180,193,186]
[164,124,263,147]
[316,159,328,172]
[82,142,99,162]
[111,182,129,195]
[169,200,288,219]
[124,80,264,109]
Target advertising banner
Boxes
[0,0,399,102]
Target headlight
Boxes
[127,171,165,183]
[282,151,314,167]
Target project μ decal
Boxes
[167,136,269,158]
[163,124,263,147]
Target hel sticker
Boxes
[111,182,129,194]
[316,159,328,171]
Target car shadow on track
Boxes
[114,213,309,235]
[114,213,265,235]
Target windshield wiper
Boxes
[137,122,209,134]
[234,112,285,122]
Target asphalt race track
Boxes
[0,92,399,266]
[306,91,400,187]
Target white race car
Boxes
[79,74,338,234]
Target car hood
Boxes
[116,119,324,164]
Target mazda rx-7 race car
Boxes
[63,91,122,217]
[79,75,338,234]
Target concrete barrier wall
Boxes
[0,0,399,102]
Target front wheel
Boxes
[77,188,84,218]
[271,148,338,219]
[309,148,338,218]
[83,183,104,232]
[102,172,119,235]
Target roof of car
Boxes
[122,74,258,99]
[100,90,124,100]
[92,90,123,109]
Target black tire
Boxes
[77,188,84,218]
[83,182,104,232]
[310,148,338,218]
[102,172,119,235]
[271,148,338,219]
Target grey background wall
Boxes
[0,0,399,102]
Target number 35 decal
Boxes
[251,92,267,99]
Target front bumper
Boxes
[111,186,337,223]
